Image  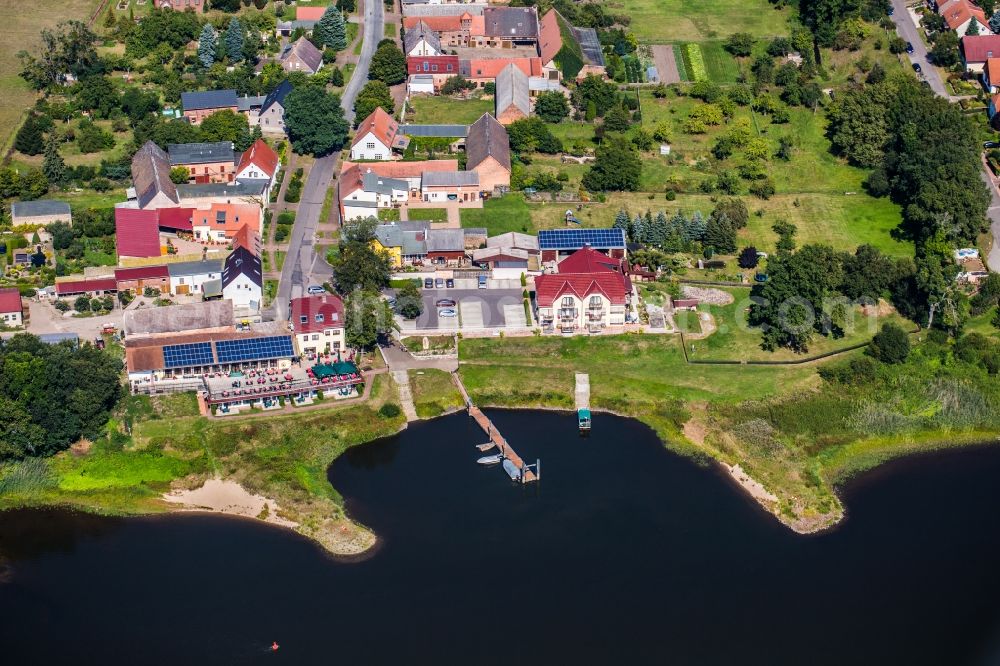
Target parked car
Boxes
[101,324,116,335]
[905,41,913,54]
[436,298,456,308]
[307,285,325,295]
[435,278,444,289]
[984,141,1000,149]
[446,278,454,288]
[439,308,457,317]
[424,278,434,289]
[478,275,488,289]
[912,63,922,73]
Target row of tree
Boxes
[612,198,750,255]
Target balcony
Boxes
[558,308,578,319]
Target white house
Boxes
[234,139,280,202]
[339,165,410,221]
[257,80,292,136]
[168,259,224,296]
[221,247,263,311]
[403,20,442,56]
[349,107,407,161]
[289,294,346,355]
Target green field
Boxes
[460,195,533,235]
[0,0,102,152]
[406,207,447,222]
[409,369,464,419]
[407,95,493,125]
[616,0,793,42]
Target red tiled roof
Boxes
[156,207,194,231]
[538,10,563,65]
[940,0,986,31]
[115,208,162,258]
[341,159,458,178]
[236,139,279,180]
[0,287,22,314]
[534,273,629,307]
[231,224,260,253]
[961,35,1000,63]
[290,294,345,334]
[404,15,485,34]
[191,204,260,236]
[985,57,1000,84]
[352,107,400,150]
[465,57,543,79]
[55,278,117,295]
[557,246,624,274]
[114,265,169,281]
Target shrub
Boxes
[868,323,910,364]
[379,403,402,418]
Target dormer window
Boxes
[315,314,324,323]
[300,315,307,324]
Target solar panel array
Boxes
[215,336,294,364]
[163,342,215,369]
[537,228,626,250]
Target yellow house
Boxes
[371,237,402,268]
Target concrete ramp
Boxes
[503,302,528,328]
[575,373,590,411]
[460,301,484,328]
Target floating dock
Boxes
[452,372,538,483]
[575,373,591,431]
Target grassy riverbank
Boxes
[458,332,1000,532]
[0,375,407,556]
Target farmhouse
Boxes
[0,288,24,329]
[280,37,324,74]
[168,142,236,185]
[961,34,1000,72]
[939,0,989,37]
[404,20,442,56]
[421,171,480,203]
[538,9,606,81]
[290,294,346,355]
[465,113,511,191]
[181,89,238,125]
[350,108,408,161]
[114,265,171,295]
[221,246,263,311]
[168,259,223,296]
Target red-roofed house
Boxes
[235,139,281,201]
[115,208,163,259]
[533,246,632,333]
[55,278,117,297]
[231,223,262,255]
[462,57,544,85]
[0,287,24,328]
[114,265,171,294]
[406,55,460,90]
[939,0,989,36]
[350,108,407,161]
[191,204,260,243]
[963,35,1000,72]
[290,294,346,354]
[403,14,485,47]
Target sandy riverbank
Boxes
[162,479,298,528]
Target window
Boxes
[432,64,438,72]
[447,64,453,72]
[300,315,308,324]
[561,296,574,307]
[423,62,429,71]
[366,141,376,150]
[589,296,603,309]
[315,314,324,323]
[312,334,319,341]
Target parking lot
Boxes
[393,288,528,331]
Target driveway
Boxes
[395,288,526,331]
[273,0,385,318]
[24,299,125,338]
[889,0,1000,271]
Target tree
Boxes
[929,30,959,67]
[573,74,619,116]
[285,87,349,155]
[991,10,1000,34]
[198,24,218,68]
[102,7,116,30]
[353,80,394,124]
[534,91,569,123]
[330,66,345,87]
[42,135,66,185]
[0,397,47,460]
[14,115,44,156]
[339,0,357,12]
[970,273,1000,315]
[704,215,736,254]
[199,109,250,144]
[121,87,160,125]
[76,120,115,153]
[724,32,755,57]
[225,18,244,62]
[602,106,631,133]
[711,198,749,229]
[169,166,189,184]
[17,21,99,90]
[868,323,910,363]
[773,219,797,255]
[967,19,981,36]
[441,75,475,95]
[316,6,348,51]
[840,244,900,302]
[345,290,398,349]
[369,42,406,85]
[582,136,642,192]
[329,218,392,294]
[738,246,760,269]
[73,295,91,312]
[396,281,423,319]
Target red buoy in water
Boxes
[271,642,280,652]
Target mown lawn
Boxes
[407,207,447,222]
[460,195,533,234]
[409,369,464,419]
[407,94,493,125]
[616,0,793,42]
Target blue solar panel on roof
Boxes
[215,336,294,364]
[537,228,625,250]
[163,342,214,368]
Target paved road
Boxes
[890,0,1000,271]
[273,0,386,319]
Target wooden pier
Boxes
[575,373,591,431]
[452,372,538,483]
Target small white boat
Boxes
[477,454,503,465]
[476,442,496,452]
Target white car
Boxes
[438,308,457,317]
[307,285,325,295]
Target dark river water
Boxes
[2,410,1000,665]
